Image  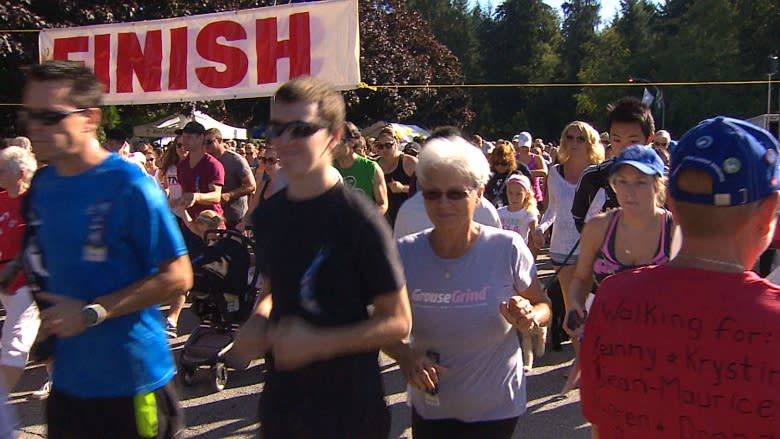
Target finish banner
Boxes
[38,0,360,105]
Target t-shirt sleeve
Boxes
[126,176,188,269]
[572,169,595,232]
[210,158,225,187]
[237,154,252,179]
[251,203,270,276]
[357,208,406,303]
[510,233,535,292]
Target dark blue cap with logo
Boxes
[610,144,665,177]
[669,116,780,206]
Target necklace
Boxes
[674,254,745,272]
[429,226,481,279]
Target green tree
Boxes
[469,0,561,138]
[575,0,659,130]
[654,0,751,132]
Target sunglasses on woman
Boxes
[421,189,472,201]
[267,120,329,139]
[565,134,586,142]
[375,142,395,150]
[259,157,280,164]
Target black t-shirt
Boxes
[251,182,405,436]
[571,158,619,232]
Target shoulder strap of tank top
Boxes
[655,210,675,262]
[602,210,622,260]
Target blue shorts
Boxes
[550,252,579,266]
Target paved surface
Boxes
[7,254,592,438]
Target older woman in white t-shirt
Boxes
[384,136,551,439]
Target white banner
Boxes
[38,0,360,105]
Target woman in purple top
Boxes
[385,136,551,439]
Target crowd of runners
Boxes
[0,60,777,438]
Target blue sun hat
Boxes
[669,116,780,206]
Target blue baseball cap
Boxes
[610,144,665,177]
[669,116,780,206]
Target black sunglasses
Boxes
[205,138,221,145]
[421,189,472,201]
[259,157,280,164]
[565,134,586,142]
[267,120,328,139]
[376,142,395,150]
[495,161,509,167]
[18,108,87,126]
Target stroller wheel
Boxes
[181,368,196,386]
[213,363,228,392]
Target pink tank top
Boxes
[592,210,673,288]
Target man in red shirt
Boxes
[168,121,224,336]
[580,116,780,438]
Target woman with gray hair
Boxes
[384,136,551,438]
[0,146,41,391]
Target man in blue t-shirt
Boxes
[20,60,192,438]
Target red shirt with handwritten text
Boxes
[581,265,780,438]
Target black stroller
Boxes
[179,229,259,391]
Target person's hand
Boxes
[500,296,537,332]
[388,180,406,194]
[221,192,232,203]
[177,193,196,209]
[37,292,88,338]
[563,305,586,340]
[235,221,246,232]
[397,348,447,393]
[267,317,326,371]
[531,228,545,249]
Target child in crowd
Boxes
[497,174,539,247]
[497,174,546,370]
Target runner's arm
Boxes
[268,287,412,371]
[38,255,193,338]
[225,174,257,202]
[229,282,273,369]
[373,164,389,215]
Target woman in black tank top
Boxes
[375,128,416,227]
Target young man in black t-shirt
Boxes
[570,97,656,232]
[230,76,412,438]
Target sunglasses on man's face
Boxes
[205,138,221,145]
[421,189,472,201]
[267,120,329,140]
[18,108,87,126]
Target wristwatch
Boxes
[81,302,108,327]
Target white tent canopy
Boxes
[133,110,247,139]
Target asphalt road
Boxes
[8,255,592,438]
